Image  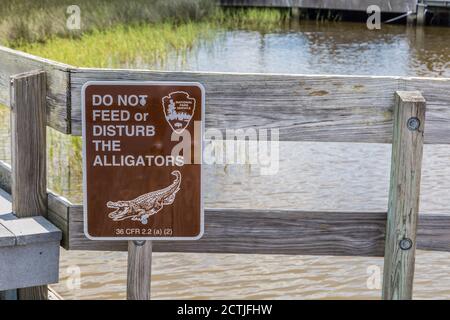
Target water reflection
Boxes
[155,21,450,77]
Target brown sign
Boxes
[82,81,204,240]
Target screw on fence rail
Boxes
[399,238,413,251]
[407,117,420,131]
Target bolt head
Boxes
[399,238,413,250]
[133,240,146,246]
[407,117,420,131]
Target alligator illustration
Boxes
[106,170,181,225]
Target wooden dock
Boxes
[220,0,450,25]
[425,0,450,9]
[220,0,418,14]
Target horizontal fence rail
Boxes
[70,69,450,143]
[0,46,71,134]
[2,46,450,144]
[1,160,450,255]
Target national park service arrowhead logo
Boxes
[162,91,196,134]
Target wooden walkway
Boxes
[425,0,450,9]
[220,0,418,13]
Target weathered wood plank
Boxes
[70,69,450,144]
[219,0,417,13]
[0,197,62,293]
[382,91,426,300]
[68,206,387,255]
[0,241,61,292]
[417,214,450,252]
[11,71,47,219]
[65,205,450,255]
[2,160,450,256]
[127,241,152,300]
[47,192,70,248]
[1,161,70,248]
[10,71,49,300]
[1,47,449,142]
[1,216,61,245]
[0,46,71,133]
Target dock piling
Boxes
[417,4,427,25]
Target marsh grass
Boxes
[19,21,215,68]
[217,8,291,31]
[0,0,216,46]
[0,1,292,46]
[1,0,297,70]
[7,3,292,68]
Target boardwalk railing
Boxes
[1,45,450,299]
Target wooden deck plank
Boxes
[0,191,62,292]
[1,217,62,246]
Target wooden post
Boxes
[291,7,300,28]
[416,4,426,26]
[382,91,426,300]
[127,240,152,300]
[291,7,300,19]
[406,13,416,26]
[10,70,48,300]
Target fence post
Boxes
[127,240,152,300]
[10,70,48,300]
[416,3,426,26]
[382,91,426,300]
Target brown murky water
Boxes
[1,20,450,299]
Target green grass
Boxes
[8,4,291,68]
[0,0,292,68]
[0,0,216,46]
[0,1,292,47]
[217,8,291,31]
[19,21,215,68]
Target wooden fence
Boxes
[1,45,450,299]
